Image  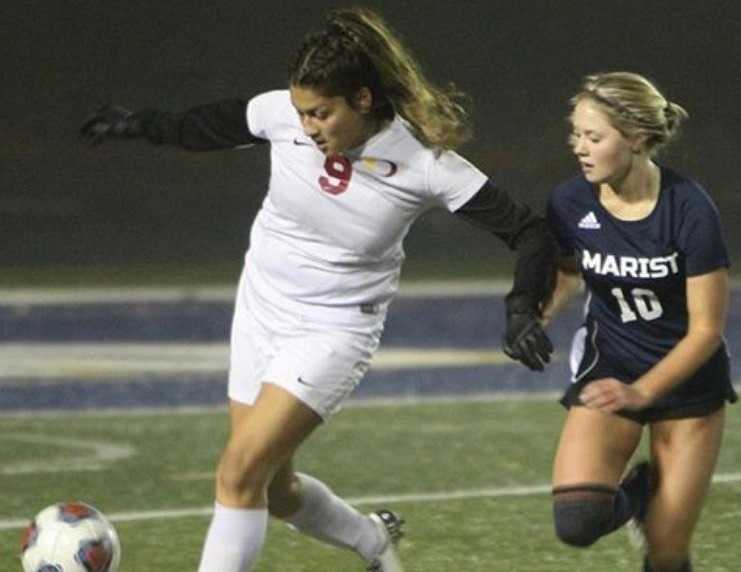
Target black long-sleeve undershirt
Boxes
[455,181,557,310]
[134,98,265,150]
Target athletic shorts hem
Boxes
[560,389,732,424]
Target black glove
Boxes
[79,104,144,145]
[502,294,553,371]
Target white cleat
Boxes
[626,517,647,551]
[366,509,404,572]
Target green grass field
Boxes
[1,398,740,571]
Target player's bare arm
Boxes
[584,268,730,413]
[540,256,582,326]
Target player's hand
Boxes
[502,295,553,371]
[579,378,652,413]
[80,104,143,145]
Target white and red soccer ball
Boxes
[20,501,121,572]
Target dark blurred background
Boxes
[3,0,740,284]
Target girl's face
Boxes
[290,85,374,156]
[569,98,638,186]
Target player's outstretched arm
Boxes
[79,99,266,151]
[80,105,144,145]
[455,181,557,371]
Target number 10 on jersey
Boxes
[611,287,663,322]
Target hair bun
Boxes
[663,101,689,135]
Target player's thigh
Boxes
[553,406,643,486]
[232,402,310,515]
[225,386,323,471]
[229,399,255,435]
[645,407,725,546]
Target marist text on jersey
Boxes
[581,249,680,279]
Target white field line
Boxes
[0,344,511,379]
[3,474,741,531]
[0,434,135,475]
[0,280,513,306]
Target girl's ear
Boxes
[631,132,649,154]
[353,87,374,114]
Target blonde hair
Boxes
[572,72,689,155]
[290,7,472,151]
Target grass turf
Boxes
[1,399,740,571]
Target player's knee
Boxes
[216,440,274,501]
[553,487,615,547]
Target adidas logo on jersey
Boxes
[578,211,601,229]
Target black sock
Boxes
[644,557,692,572]
[612,487,633,529]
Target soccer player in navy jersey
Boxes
[80,8,556,571]
[544,72,735,572]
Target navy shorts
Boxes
[561,348,736,424]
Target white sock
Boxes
[285,473,385,561]
[197,502,268,572]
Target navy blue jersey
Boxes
[547,166,731,387]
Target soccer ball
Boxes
[20,501,121,572]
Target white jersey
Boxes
[244,89,487,310]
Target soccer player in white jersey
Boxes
[80,8,556,571]
[544,72,734,572]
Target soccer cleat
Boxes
[366,509,405,572]
[621,461,658,550]
[626,517,647,551]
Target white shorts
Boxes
[228,269,386,419]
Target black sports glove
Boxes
[502,294,553,371]
[79,105,144,145]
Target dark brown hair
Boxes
[290,7,472,150]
